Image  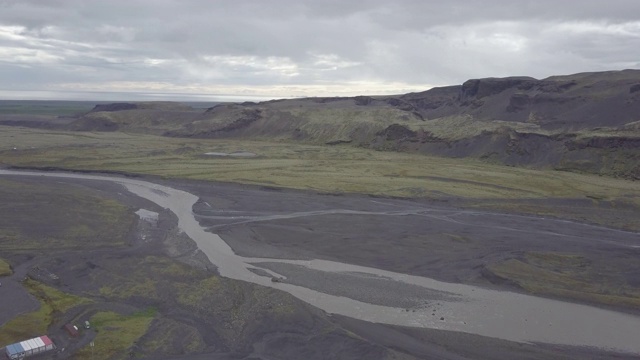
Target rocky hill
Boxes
[69,69,640,179]
[68,101,202,133]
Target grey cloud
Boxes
[0,0,639,100]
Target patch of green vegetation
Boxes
[2,126,639,206]
[132,307,158,318]
[488,252,640,308]
[26,278,89,312]
[97,256,209,301]
[99,278,158,300]
[0,279,91,344]
[176,276,221,307]
[74,311,154,360]
[525,251,589,269]
[410,115,547,141]
[0,258,12,276]
[138,318,206,356]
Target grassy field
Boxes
[74,310,155,360]
[2,126,639,205]
[0,258,11,276]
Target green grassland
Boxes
[73,310,155,360]
[0,258,11,276]
[2,126,639,204]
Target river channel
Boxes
[1,169,639,353]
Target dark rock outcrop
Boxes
[565,136,640,150]
[90,103,138,112]
[215,109,262,133]
[377,124,417,141]
[69,117,119,131]
[354,96,374,106]
[506,93,531,112]
[459,77,535,100]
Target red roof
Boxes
[40,335,53,346]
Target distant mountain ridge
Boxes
[397,69,640,130]
[62,69,640,179]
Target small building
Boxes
[4,335,55,359]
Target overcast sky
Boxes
[1,0,639,101]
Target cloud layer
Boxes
[1,0,639,100]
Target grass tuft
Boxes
[0,258,12,276]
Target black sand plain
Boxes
[2,172,638,359]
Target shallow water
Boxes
[2,169,639,353]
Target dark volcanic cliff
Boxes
[398,70,640,130]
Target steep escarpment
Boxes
[397,70,640,130]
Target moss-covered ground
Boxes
[2,126,639,205]
[0,258,11,276]
[73,310,155,360]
